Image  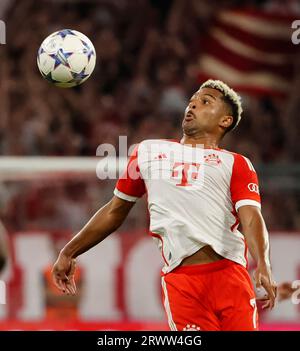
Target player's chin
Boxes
[182,120,196,134]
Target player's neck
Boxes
[181,134,220,149]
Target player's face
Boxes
[182,88,229,135]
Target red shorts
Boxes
[161,259,258,331]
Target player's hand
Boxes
[254,263,277,309]
[52,253,77,295]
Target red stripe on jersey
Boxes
[150,232,169,267]
[230,153,261,207]
[115,144,146,199]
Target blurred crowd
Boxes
[0,0,299,232]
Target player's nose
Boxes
[188,101,196,109]
[186,103,196,114]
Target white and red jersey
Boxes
[114,139,261,273]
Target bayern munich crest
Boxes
[204,153,221,165]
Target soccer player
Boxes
[52,79,277,331]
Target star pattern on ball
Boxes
[41,71,60,84]
[81,40,95,62]
[69,69,89,84]
[49,48,73,69]
[57,29,76,38]
[38,47,45,55]
[37,47,45,64]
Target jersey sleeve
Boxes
[114,144,146,202]
[230,154,261,211]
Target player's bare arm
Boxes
[238,205,277,309]
[52,196,135,295]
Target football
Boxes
[37,29,96,88]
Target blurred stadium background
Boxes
[0,0,300,330]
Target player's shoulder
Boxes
[224,150,256,172]
[219,148,251,162]
[216,148,256,171]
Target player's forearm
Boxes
[61,199,130,259]
[240,209,271,266]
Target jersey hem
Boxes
[235,199,261,211]
[113,188,139,202]
[162,243,247,274]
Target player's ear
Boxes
[219,115,233,129]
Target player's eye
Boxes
[202,99,209,104]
